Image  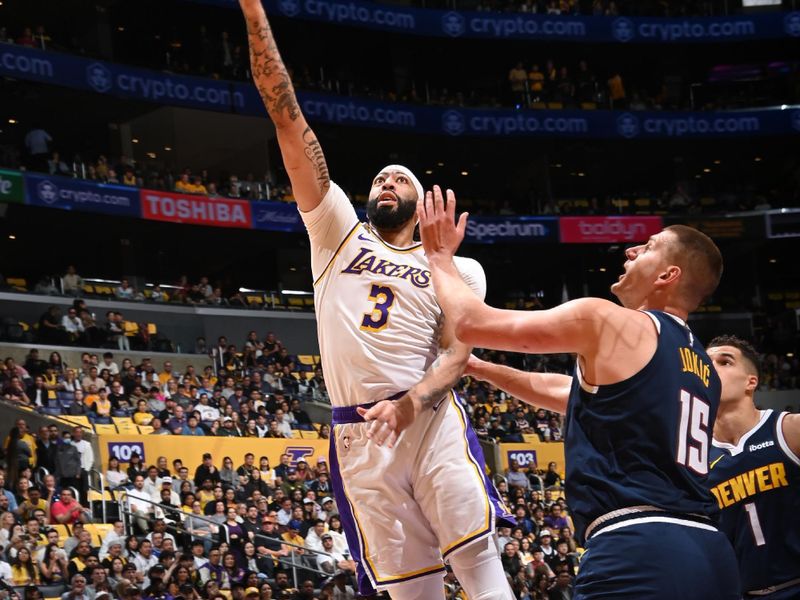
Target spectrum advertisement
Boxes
[1,44,798,139]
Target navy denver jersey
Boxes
[565,310,721,542]
[708,410,800,595]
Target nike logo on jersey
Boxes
[357,233,375,243]
[709,455,725,470]
[709,462,789,508]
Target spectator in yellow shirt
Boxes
[133,400,154,426]
[10,547,40,585]
[508,62,528,104]
[608,72,626,108]
[175,173,193,194]
[528,64,544,102]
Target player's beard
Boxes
[366,194,418,231]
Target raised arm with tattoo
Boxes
[239,0,329,210]
[465,355,571,415]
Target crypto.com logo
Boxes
[442,110,466,136]
[612,17,635,42]
[784,12,800,37]
[36,180,59,205]
[279,0,301,17]
[616,112,640,139]
[442,12,466,37]
[86,62,113,93]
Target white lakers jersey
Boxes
[300,182,486,408]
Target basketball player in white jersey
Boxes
[238,2,514,598]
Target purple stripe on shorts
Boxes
[328,434,378,596]
[455,394,517,529]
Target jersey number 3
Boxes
[676,390,711,475]
[360,284,396,332]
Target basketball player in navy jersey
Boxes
[706,336,800,599]
[402,188,739,599]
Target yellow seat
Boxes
[246,295,264,305]
[85,523,113,546]
[547,102,563,109]
[138,425,154,434]
[83,523,103,546]
[93,423,118,435]
[113,417,138,433]
[94,285,114,296]
[59,415,92,430]
[300,430,318,439]
[303,297,315,308]
[290,372,301,381]
[50,524,71,546]
[580,102,597,110]
[86,490,113,503]
[147,323,157,335]
[6,277,27,290]
[304,372,315,381]
[291,430,302,438]
[82,284,95,295]
[287,297,304,308]
[298,355,316,367]
[123,322,139,336]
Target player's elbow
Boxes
[453,314,481,346]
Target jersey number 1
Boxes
[360,284,396,332]
[744,502,766,546]
[676,390,711,475]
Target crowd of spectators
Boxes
[0,327,330,423]
[0,417,360,598]
[16,127,285,203]
[0,345,581,599]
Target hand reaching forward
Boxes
[356,396,416,449]
[417,185,469,262]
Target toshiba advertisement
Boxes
[140,189,253,228]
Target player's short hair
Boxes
[708,335,760,380]
[664,225,723,308]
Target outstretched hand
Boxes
[356,397,416,449]
[417,185,469,261]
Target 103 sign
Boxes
[507,450,537,468]
[108,442,145,463]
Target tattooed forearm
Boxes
[302,127,331,194]
[240,0,330,206]
[410,348,461,411]
[244,14,300,124]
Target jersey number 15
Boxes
[676,390,711,475]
